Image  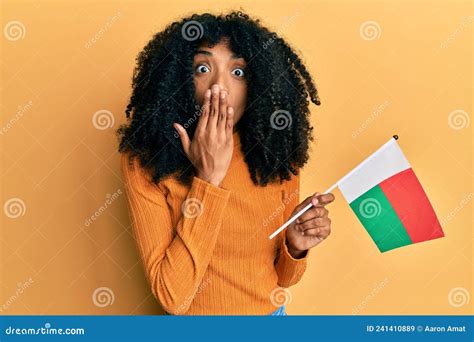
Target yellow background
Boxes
[1,0,472,315]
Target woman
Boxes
[118,10,335,315]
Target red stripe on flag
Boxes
[379,168,444,243]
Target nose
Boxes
[210,72,229,93]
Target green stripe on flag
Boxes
[349,185,413,252]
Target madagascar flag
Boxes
[338,138,444,253]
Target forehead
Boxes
[194,40,243,60]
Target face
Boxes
[193,39,248,131]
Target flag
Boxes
[338,137,444,252]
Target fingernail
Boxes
[220,91,226,99]
[205,89,211,97]
[312,198,319,205]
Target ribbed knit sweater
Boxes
[120,130,310,315]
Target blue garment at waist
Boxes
[270,305,287,316]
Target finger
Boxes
[297,207,328,224]
[293,195,314,214]
[208,84,220,129]
[298,217,330,231]
[296,207,319,224]
[196,88,211,132]
[305,226,330,239]
[225,106,234,140]
[173,123,191,156]
[314,193,336,207]
[217,89,228,131]
[288,194,317,223]
[301,227,322,236]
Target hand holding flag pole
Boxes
[268,178,339,240]
[269,135,399,240]
[269,135,443,253]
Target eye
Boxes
[194,64,210,74]
[231,67,245,78]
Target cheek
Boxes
[229,83,247,109]
[193,79,207,104]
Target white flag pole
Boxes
[268,135,399,240]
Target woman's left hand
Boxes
[285,192,336,258]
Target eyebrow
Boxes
[195,49,243,60]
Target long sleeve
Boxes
[120,153,231,314]
[275,172,311,287]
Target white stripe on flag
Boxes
[338,139,410,203]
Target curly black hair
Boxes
[117,10,321,187]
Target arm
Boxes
[120,153,231,314]
[274,173,311,287]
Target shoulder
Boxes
[120,152,179,194]
[282,171,300,189]
[280,171,300,202]
[120,152,139,175]
[120,152,154,186]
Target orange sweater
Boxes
[120,130,311,315]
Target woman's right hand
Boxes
[173,84,235,187]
